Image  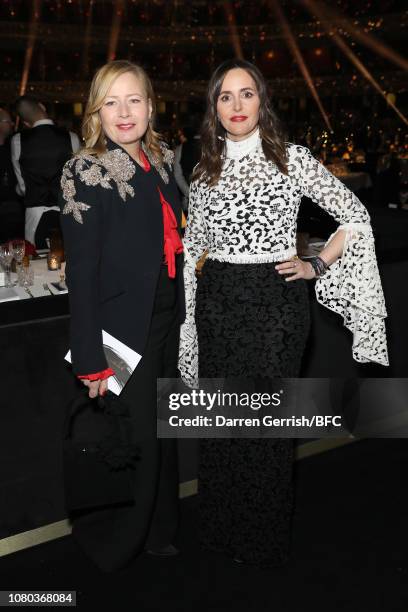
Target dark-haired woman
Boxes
[179,59,388,567]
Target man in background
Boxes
[0,107,22,242]
[11,96,81,248]
[0,107,16,203]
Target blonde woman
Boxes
[59,60,184,571]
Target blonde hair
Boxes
[81,59,163,163]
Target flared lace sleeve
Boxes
[178,180,209,387]
[296,146,388,366]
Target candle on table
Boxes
[47,253,61,271]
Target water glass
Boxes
[0,242,15,288]
[17,265,34,288]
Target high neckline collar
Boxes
[225,128,260,160]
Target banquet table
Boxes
[0,239,407,545]
[0,257,69,325]
[0,257,67,300]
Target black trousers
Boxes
[35,210,60,249]
[196,260,310,566]
[72,265,180,572]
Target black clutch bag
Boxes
[62,390,140,513]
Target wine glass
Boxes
[11,239,25,277]
[0,242,15,288]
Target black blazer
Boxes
[59,137,185,376]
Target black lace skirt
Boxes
[196,259,310,566]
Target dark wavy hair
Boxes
[193,59,288,186]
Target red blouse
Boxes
[78,149,183,382]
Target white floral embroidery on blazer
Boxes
[61,142,174,223]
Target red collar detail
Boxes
[139,149,151,172]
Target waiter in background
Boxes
[0,107,16,203]
[0,107,22,243]
[11,96,80,248]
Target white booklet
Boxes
[65,329,142,395]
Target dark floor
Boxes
[0,439,407,612]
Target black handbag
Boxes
[62,390,140,513]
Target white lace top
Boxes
[179,129,388,387]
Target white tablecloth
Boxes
[0,257,67,303]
